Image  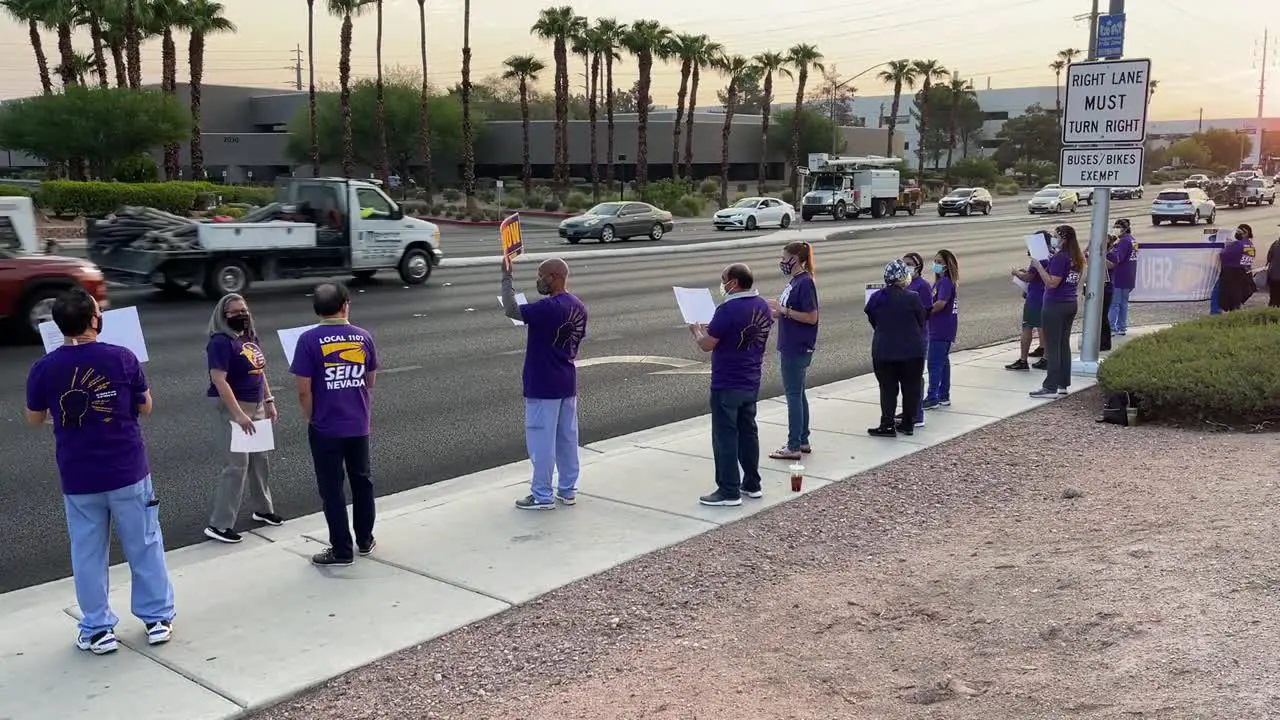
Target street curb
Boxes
[437,215,1007,268]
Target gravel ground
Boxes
[252,391,1280,720]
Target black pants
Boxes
[872,358,925,428]
[1041,301,1078,391]
[1270,279,1280,308]
[1219,267,1251,312]
[307,427,375,559]
[708,389,761,499]
[1100,283,1113,351]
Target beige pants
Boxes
[209,399,274,529]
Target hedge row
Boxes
[2,181,276,216]
[1098,308,1280,429]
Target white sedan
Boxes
[713,197,795,231]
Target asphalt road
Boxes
[3,200,1276,592]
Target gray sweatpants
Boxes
[209,398,274,530]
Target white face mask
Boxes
[718,283,727,297]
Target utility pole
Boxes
[1252,28,1272,166]
[1198,107,1203,132]
[1086,0,1100,60]
[288,44,304,91]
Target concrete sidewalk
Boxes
[0,328,1157,720]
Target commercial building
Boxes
[0,83,897,184]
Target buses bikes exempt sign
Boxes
[1061,58,1151,145]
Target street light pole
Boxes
[829,61,891,155]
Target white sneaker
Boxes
[145,620,173,645]
[76,629,119,655]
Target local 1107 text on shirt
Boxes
[777,273,818,356]
[1107,234,1139,289]
[25,342,151,495]
[519,293,588,399]
[1220,238,1256,269]
[289,322,379,438]
[206,333,267,402]
[708,294,774,392]
[927,275,958,343]
[1041,252,1081,303]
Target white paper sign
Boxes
[40,306,150,362]
[277,324,318,367]
[1025,234,1052,262]
[672,286,717,325]
[229,419,275,453]
[497,293,529,326]
[864,283,885,307]
[1012,276,1029,292]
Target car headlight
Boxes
[583,219,599,226]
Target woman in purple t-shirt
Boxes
[923,249,959,410]
[1030,225,1084,398]
[1219,223,1256,312]
[767,241,819,460]
[1008,231,1050,371]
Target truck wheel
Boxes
[19,285,66,342]
[907,204,917,216]
[398,247,432,285]
[870,200,885,219]
[801,211,814,221]
[203,259,252,299]
[833,202,847,220]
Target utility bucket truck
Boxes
[801,154,903,221]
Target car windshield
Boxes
[585,203,623,216]
[1034,190,1059,198]
[945,190,973,198]
[1157,192,1189,201]
[733,198,761,208]
[811,175,841,190]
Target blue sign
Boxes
[1096,13,1126,58]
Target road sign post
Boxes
[794,167,810,231]
[1060,48,1150,375]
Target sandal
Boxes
[769,447,803,460]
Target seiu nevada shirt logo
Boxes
[319,335,369,389]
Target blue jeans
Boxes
[1210,280,1222,315]
[779,353,811,450]
[525,396,580,503]
[1108,287,1132,333]
[926,340,952,403]
[64,475,175,637]
[709,388,761,498]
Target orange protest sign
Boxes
[500,213,523,260]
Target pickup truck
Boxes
[89,178,444,298]
[0,196,111,341]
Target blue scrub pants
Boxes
[525,397,580,503]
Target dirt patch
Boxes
[254,390,1280,720]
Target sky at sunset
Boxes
[0,0,1275,121]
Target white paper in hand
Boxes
[1012,276,1029,292]
[864,283,885,307]
[672,287,717,324]
[229,419,275,453]
[1024,234,1052,262]
[40,306,151,361]
[277,324,318,367]
[497,293,529,326]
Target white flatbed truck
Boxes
[800,154,903,221]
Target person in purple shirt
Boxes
[290,282,380,566]
[1106,218,1139,336]
[204,293,283,544]
[865,259,927,437]
[1219,223,1257,312]
[1008,231,1050,371]
[896,252,932,427]
[691,263,774,507]
[767,241,819,461]
[500,256,588,510]
[24,287,175,655]
[923,249,959,410]
[1030,225,1084,398]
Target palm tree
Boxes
[1057,47,1081,65]
[569,28,595,197]
[100,13,127,87]
[531,6,585,195]
[186,0,235,180]
[1050,59,1066,118]
[373,0,390,188]
[785,43,824,199]
[502,55,545,200]
[876,59,916,158]
[75,0,109,87]
[460,0,476,210]
[682,36,721,181]
[329,0,367,178]
[1147,79,1158,105]
[619,19,671,193]
[1,0,54,95]
[579,27,609,200]
[910,58,948,175]
[415,0,432,195]
[124,0,141,88]
[306,0,320,176]
[716,53,751,209]
[38,0,81,90]
[944,74,973,181]
[591,17,625,191]
[147,0,187,179]
[668,33,705,180]
[752,50,790,195]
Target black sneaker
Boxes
[922,399,940,410]
[1031,358,1048,370]
[867,425,897,438]
[894,423,915,437]
[311,548,354,566]
[204,526,242,544]
[252,512,285,526]
[1005,359,1029,370]
[1029,387,1058,399]
[1029,346,1044,358]
[698,491,742,506]
[514,494,555,510]
[358,539,377,556]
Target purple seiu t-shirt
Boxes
[708,294,773,392]
[1107,233,1139,289]
[1220,238,1256,269]
[1041,252,1081,303]
[519,292,588,399]
[927,275,958,343]
[26,342,151,495]
[777,272,818,356]
[206,333,267,402]
[907,275,933,338]
[289,321,379,438]
[1024,260,1046,304]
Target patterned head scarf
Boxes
[883,259,909,285]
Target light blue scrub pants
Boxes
[64,475,175,636]
[525,397,580,504]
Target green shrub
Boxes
[211,205,247,218]
[698,179,718,197]
[502,195,522,209]
[1097,309,1280,428]
[215,185,274,206]
[641,178,687,212]
[565,190,587,210]
[542,198,561,212]
[38,180,201,215]
[995,181,1021,196]
[112,154,158,183]
[0,184,32,197]
[780,188,795,205]
[671,194,703,217]
[441,188,462,202]
[400,199,431,216]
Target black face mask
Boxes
[227,313,251,333]
[92,313,103,334]
[535,277,552,296]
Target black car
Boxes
[557,202,675,244]
[936,187,993,216]
[1110,186,1144,199]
